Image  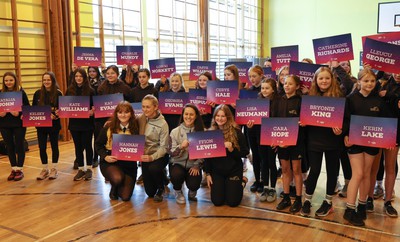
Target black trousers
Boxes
[0,127,26,167]
[142,156,168,197]
[210,165,243,207]
[37,129,59,164]
[70,130,93,167]
[170,164,202,191]
[260,145,277,188]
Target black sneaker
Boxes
[366,197,374,213]
[315,200,333,217]
[250,181,259,192]
[384,201,398,218]
[154,188,164,202]
[84,169,93,181]
[257,182,264,193]
[357,203,367,220]
[343,208,365,226]
[289,185,296,198]
[73,170,86,181]
[300,200,312,217]
[290,199,302,213]
[276,198,291,210]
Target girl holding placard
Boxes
[195,71,214,129]
[300,67,344,217]
[120,64,139,89]
[168,104,205,204]
[33,72,63,180]
[0,72,30,181]
[95,101,139,201]
[204,104,249,207]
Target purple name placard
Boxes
[363,38,400,73]
[263,67,277,80]
[271,45,299,70]
[235,99,269,125]
[74,47,102,66]
[225,62,253,85]
[362,32,400,47]
[111,134,145,161]
[189,89,211,114]
[348,115,397,148]
[300,95,345,128]
[93,94,124,118]
[158,92,189,115]
[289,61,326,89]
[0,91,22,112]
[239,90,259,100]
[187,130,226,160]
[22,105,52,127]
[260,117,299,146]
[149,58,176,79]
[130,102,143,117]
[313,33,354,64]
[58,96,90,118]
[189,61,217,80]
[116,46,143,65]
[207,81,239,105]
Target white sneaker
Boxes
[175,190,186,204]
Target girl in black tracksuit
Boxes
[130,68,158,102]
[33,72,63,180]
[0,72,30,181]
[204,104,249,207]
[301,67,344,217]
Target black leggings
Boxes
[170,164,202,191]
[100,161,137,201]
[340,148,352,180]
[70,130,93,167]
[37,129,59,164]
[210,166,243,207]
[142,157,168,197]
[260,145,277,188]
[376,152,399,181]
[0,127,26,167]
[306,150,340,196]
[94,120,106,161]
[247,131,261,182]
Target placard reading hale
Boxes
[260,117,299,146]
[158,92,189,115]
[74,47,102,66]
[206,81,238,105]
[313,33,354,64]
[22,105,52,127]
[300,95,345,128]
[235,99,269,125]
[58,96,90,118]
[0,91,22,112]
[112,134,145,161]
[189,89,211,114]
[348,115,397,149]
[93,93,124,118]
[149,58,176,79]
[116,46,143,65]
[187,130,226,160]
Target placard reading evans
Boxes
[260,117,299,146]
[22,105,52,127]
[58,96,90,118]
[0,91,22,112]
[111,134,145,161]
[149,58,176,79]
[158,92,189,115]
[93,94,123,118]
[235,99,269,125]
[116,46,143,65]
[300,95,345,128]
[313,33,354,64]
[74,47,102,66]
[187,130,226,160]
[206,81,238,104]
[348,115,397,148]
[189,89,211,114]
[362,38,400,73]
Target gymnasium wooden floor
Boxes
[0,141,399,242]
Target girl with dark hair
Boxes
[87,66,105,95]
[33,72,63,180]
[130,68,158,102]
[95,101,139,201]
[0,72,30,181]
[66,68,95,181]
[168,104,205,204]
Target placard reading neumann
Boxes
[93,94,123,118]
[112,134,145,161]
[235,99,269,125]
[74,47,102,66]
[313,33,354,63]
[207,81,238,104]
[0,91,22,112]
[116,46,143,65]
[189,61,217,80]
[189,89,211,114]
[348,115,397,148]
[271,45,299,70]
[289,61,325,89]
[187,130,226,160]
[300,95,345,128]
[260,117,299,146]
[225,62,253,85]
[149,58,176,79]
[362,38,400,73]
[158,92,189,115]
[22,105,52,127]
[58,96,90,118]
